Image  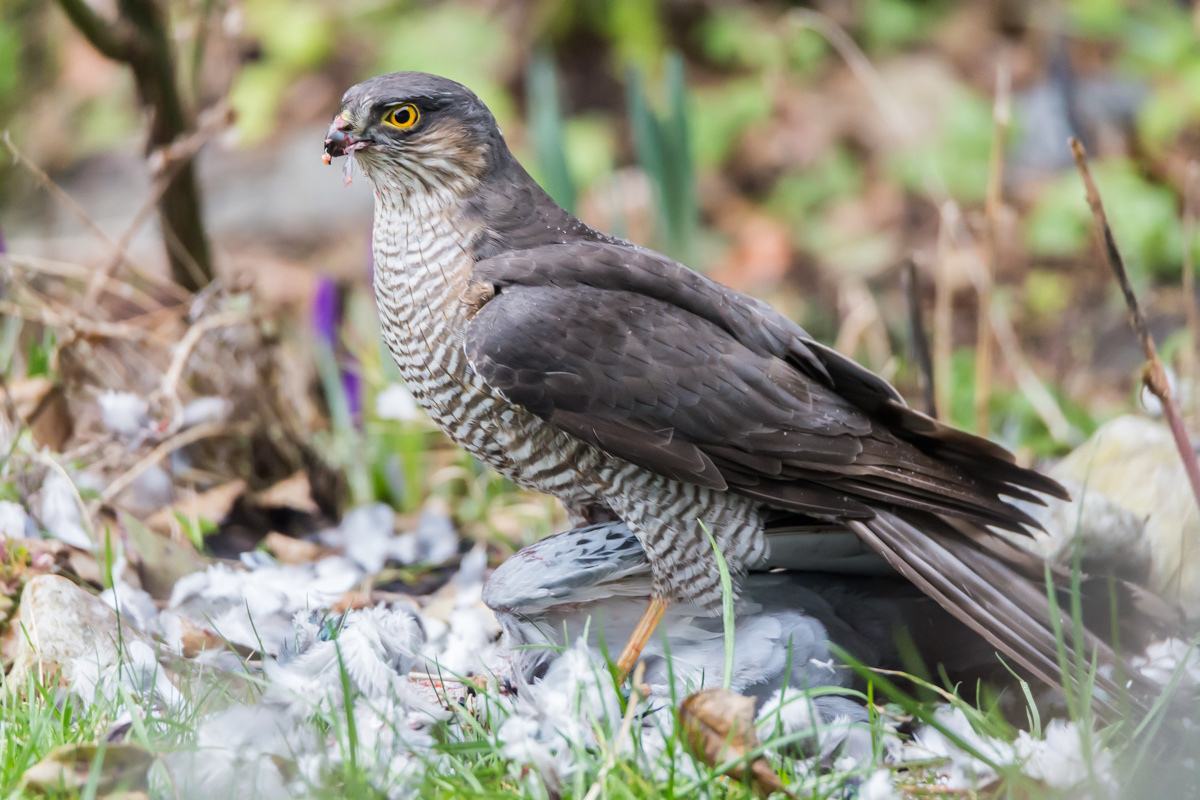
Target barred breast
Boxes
[370,190,609,507]
[370,190,767,609]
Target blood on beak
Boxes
[323,114,358,162]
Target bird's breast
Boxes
[370,197,607,503]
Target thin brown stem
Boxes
[1181,162,1200,424]
[1071,137,1200,516]
[792,9,1070,441]
[902,260,937,417]
[977,55,1011,436]
[934,209,954,423]
[84,102,232,307]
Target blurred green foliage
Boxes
[768,147,865,223]
[688,78,773,169]
[0,21,19,102]
[527,52,577,213]
[696,7,828,74]
[627,54,697,264]
[889,89,994,204]
[860,0,950,53]
[372,6,514,120]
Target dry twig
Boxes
[977,55,1011,436]
[5,255,162,312]
[1070,137,1200,515]
[155,309,250,430]
[99,420,253,505]
[787,10,1071,443]
[55,0,214,290]
[933,209,954,423]
[1181,162,1200,423]
[84,102,233,307]
[0,299,154,343]
[902,261,937,417]
[940,203,1074,442]
[1,133,186,300]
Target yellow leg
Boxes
[616,596,669,680]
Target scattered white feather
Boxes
[180,396,233,427]
[901,707,1015,789]
[419,604,501,677]
[169,558,362,653]
[1014,719,1115,793]
[121,463,174,511]
[497,640,627,793]
[268,605,426,702]
[757,687,879,765]
[1132,637,1200,687]
[38,472,93,549]
[98,390,150,438]
[164,703,312,800]
[375,382,422,421]
[326,503,396,574]
[391,508,459,566]
[70,638,183,710]
[100,581,160,633]
[859,769,899,800]
[0,500,32,538]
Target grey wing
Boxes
[464,242,1164,716]
[464,277,1050,530]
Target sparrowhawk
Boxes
[323,71,1153,715]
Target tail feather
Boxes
[847,510,1154,721]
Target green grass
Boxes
[2,589,1192,800]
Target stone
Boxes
[8,575,176,706]
[1050,415,1200,618]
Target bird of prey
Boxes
[323,71,1153,714]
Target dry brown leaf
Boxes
[19,743,153,795]
[145,479,246,533]
[332,589,414,614]
[3,376,55,419]
[1,378,74,451]
[254,471,320,515]
[263,531,326,564]
[679,688,797,798]
[179,616,225,657]
[119,512,206,600]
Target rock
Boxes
[20,743,153,795]
[8,575,177,706]
[1049,415,1200,618]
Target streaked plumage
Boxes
[325,71,1162,715]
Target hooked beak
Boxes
[322,114,370,165]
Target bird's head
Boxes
[323,72,504,199]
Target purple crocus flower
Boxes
[312,275,340,343]
[311,274,362,424]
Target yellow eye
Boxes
[384,103,419,129]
